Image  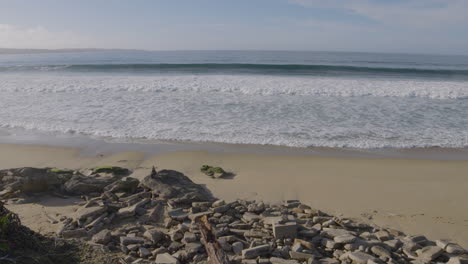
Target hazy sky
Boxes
[1,0,467,54]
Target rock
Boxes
[120,236,145,246]
[61,228,88,238]
[139,247,151,258]
[155,253,180,264]
[269,257,299,264]
[212,200,226,207]
[92,229,112,245]
[181,232,197,244]
[168,208,189,221]
[233,241,244,255]
[334,234,356,244]
[243,212,262,222]
[273,222,297,239]
[374,230,391,241]
[140,170,212,204]
[417,246,443,261]
[314,258,339,264]
[143,229,164,244]
[447,256,468,264]
[347,251,376,264]
[92,166,129,175]
[446,244,467,255]
[64,174,117,195]
[289,251,315,260]
[321,228,352,239]
[370,245,391,259]
[242,244,270,259]
[104,176,139,193]
[185,242,203,254]
[321,238,338,249]
[0,167,67,196]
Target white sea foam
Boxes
[0,73,467,149]
[0,74,467,99]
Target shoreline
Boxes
[1,127,468,161]
[1,141,468,249]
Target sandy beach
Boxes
[2,142,467,249]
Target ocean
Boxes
[0,50,467,149]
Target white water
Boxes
[0,73,467,149]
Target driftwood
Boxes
[196,215,230,264]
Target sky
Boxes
[0,0,467,54]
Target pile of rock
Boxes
[2,167,467,264]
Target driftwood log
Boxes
[196,215,230,264]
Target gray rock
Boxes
[64,174,117,195]
[92,229,112,245]
[334,234,356,244]
[182,232,197,244]
[447,256,468,264]
[233,241,244,255]
[242,244,270,259]
[185,242,203,254]
[61,228,88,238]
[243,212,262,222]
[212,199,226,207]
[269,257,299,264]
[417,246,443,261]
[446,244,467,255]
[370,245,391,259]
[139,247,151,258]
[289,251,315,260]
[103,176,139,193]
[74,205,107,220]
[273,222,297,239]
[140,170,212,204]
[120,236,145,246]
[347,251,376,264]
[155,253,180,264]
[143,229,164,244]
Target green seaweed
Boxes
[49,169,74,174]
[200,165,226,178]
[92,166,129,175]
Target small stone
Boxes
[185,242,203,254]
[242,244,270,259]
[155,253,180,264]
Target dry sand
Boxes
[1,143,467,248]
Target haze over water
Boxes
[0,50,467,149]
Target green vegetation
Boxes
[49,169,74,174]
[200,165,227,178]
[92,166,129,175]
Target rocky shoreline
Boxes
[1,167,467,264]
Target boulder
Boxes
[140,170,213,204]
[64,174,117,195]
[104,176,139,193]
